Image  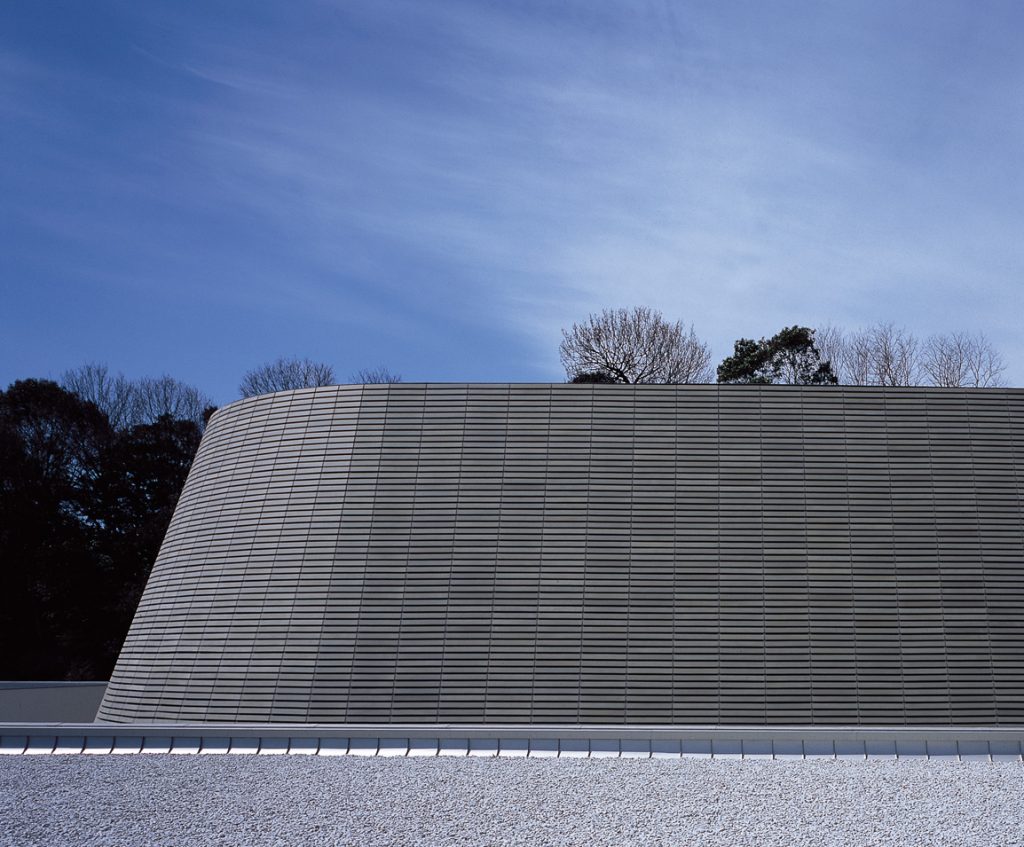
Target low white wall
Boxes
[0,682,107,722]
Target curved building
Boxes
[98,384,1024,725]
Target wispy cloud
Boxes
[3,0,1023,395]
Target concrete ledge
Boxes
[0,736,27,755]
[316,738,348,757]
[0,724,1021,760]
[52,737,85,755]
[438,738,468,757]
[289,737,319,755]
[198,738,230,755]
[141,737,171,754]
[228,738,259,755]
[257,738,288,756]
[25,736,56,755]
[111,736,142,754]
[169,737,200,755]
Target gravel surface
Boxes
[1,756,1022,847]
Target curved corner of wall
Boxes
[97,384,373,723]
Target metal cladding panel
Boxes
[98,384,1024,725]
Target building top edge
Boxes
[208,382,1024,424]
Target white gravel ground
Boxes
[1,756,1022,847]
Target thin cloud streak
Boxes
[2,0,1022,395]
[171,3,1024,376]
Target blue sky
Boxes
[3,0,1023,402]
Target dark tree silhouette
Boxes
[0,379,201,679]
[569,371,618,384]
[62,364,212,429]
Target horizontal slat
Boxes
[99,384,1024,726]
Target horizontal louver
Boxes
[98,384,1024,726]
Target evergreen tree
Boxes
[717,326,837,385]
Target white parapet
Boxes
[0,724,1020,761]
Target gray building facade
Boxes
[98,384,1024,726]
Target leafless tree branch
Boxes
[820,323,920,386]
[61,363,137,430]
[239,357,336,397]
[559,307,713,384]
[923,331,1006,387]
[814,325,847,384]
[353,367,403,384]
[133,376,212,426]
[63,364,212,429]
[804,324,1007,388]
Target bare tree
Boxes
[814,325,848,383]
[963,334,1007,388]
[818,323,920,386]
[842,330,877,386]
[63,364,212,429]
[61,363,137,430]
[864,322,919,386]
[133,376,212,427]
[559,307,713,384]
[353,367,403,384]
[811,323,1007,388]
[239,357,336,398]
[922,331,1006,387]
